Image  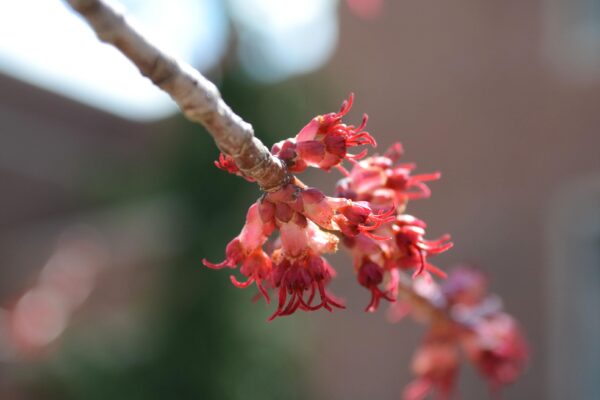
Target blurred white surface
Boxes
[0,0,228,121]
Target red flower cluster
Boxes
[403,334,458,400]
[337,144,452,311]
[402,266,528,399]
[207,95,451,318]
[202,177,402,320]
[205,95,527,395]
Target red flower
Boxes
[269,250,344,321]
[263,188,345,320]
[462,313,529,391]
[271,139,308,173]
[202,203,273,302]
[392,215,453,278]
[442,265,489,307]
[357,260,394,312]
[213,153,256,182]
[294,93,376,172]
[404,335,459,400]
[299,186,395,239]
[337,142,441,210]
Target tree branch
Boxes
[395,272,450,325]
[64,0,289,191]
[64,0,467,332]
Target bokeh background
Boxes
[1,0,599,399]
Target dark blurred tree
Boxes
[22,70,333,400]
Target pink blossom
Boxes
[442,265,489,307]
[462,313,529,390]
[203,95,527,395]
[269,250,344,321]
[392,215,453,278]
[272,94,376,174]
[338,141,441,210]
[202,203,273,303]
[404,335,459,400]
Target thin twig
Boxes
[64,0,289,191]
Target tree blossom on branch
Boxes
[205,94,452,318]
[401,266,528,399]
[64,1,528,397]
[203,96,528,397]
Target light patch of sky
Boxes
[0,0,340,120]
[0,0,228,121]
[228,0,339,82]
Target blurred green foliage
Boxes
[23,71,335,400]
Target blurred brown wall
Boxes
[311,1,600,399]
[0,75,153,302]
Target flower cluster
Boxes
[402,266,528,399]
[205,94,451,318]
[202,177,400,320]
[337,143,452,311]
[204,95,527,396]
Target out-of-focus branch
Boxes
[64,0,289,191]
[395,273,448,323]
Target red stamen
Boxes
[230,275,254,288]
[202,258,232,269]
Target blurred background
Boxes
[1,0,599,399]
